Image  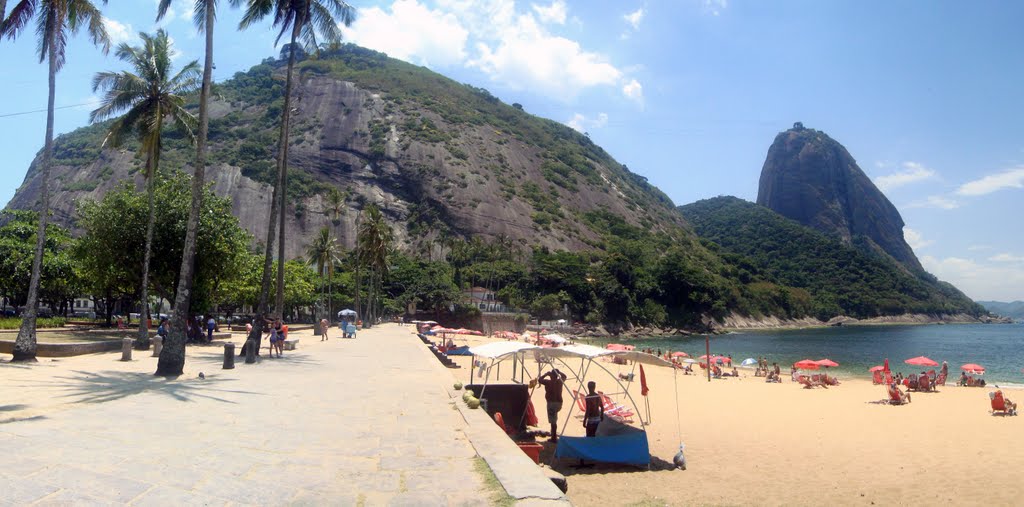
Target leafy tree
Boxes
[0,211,79,316]
[75,175,252,328]
[235,0,356,338]
[1,0,110,362]
[90,29,200,348]
[385,254,460,315]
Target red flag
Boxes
[640,364,649,396]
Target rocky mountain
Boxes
[756,123,923,273]
[977,301,1024,320]
[6,45,685,260]
[680,196,985,320]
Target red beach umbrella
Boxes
[671,351,689,358]
[794,359,820,370]
[905,356,939,367]
[960,363,985,375]
[815,359,839,368]
[715,355,732,364]
[883,358,890,373]
[868,365,885,372]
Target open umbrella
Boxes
[671,351,689,358]
[338,309,357,317]
[961,363,985,375]
[868,365,885,372]
[815,359,839,368]
[905,356,939,367]
[682,358,699,364]
[740,358,757,366]
[794,359,820,370]
[714,355,732,365]
[606,343,634,351]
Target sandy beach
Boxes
[443,332,1024,506]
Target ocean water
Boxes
[587,323,1024,385]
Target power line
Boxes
[0,101,102,119]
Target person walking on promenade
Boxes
[320,318,329,341]
[206,316,216,343]
[538,369,568,442]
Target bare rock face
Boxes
[6,47,685,259]
[756,123,923,272]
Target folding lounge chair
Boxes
[990,390,1017,416]
[872,371,884,385]
[598,392,635,422]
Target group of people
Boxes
[155,315,218,344]
[242,318,289,357]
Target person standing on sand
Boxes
[320,318,329,341]
[583,381,604,437]
[538,369,568,442]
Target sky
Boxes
[1,0,1022,302]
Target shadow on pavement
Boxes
[53,370,264,406]
[0,415,46,425]
[0,404,29,412]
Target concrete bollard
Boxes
[121,338,133,361]
[245,339,256,364]
[223,343,235,369]
[152,336,163,357]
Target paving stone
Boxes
[31,488,120,507]
[31,465,154,504]
[0,473,60,505]
[128,485,229,507]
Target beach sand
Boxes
[444,332,1024,506]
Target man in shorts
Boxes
[538,369,567,442]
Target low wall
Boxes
[0,338,122,357]
[481,313,526,335]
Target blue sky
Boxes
[1,0,1023,302]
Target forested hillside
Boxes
[680,196,985,320]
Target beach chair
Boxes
[887,383,911,405]
[935,372,947,386]
[872,371,884,385]
[798,375,816,389]
[598,392,635,422]
[990,391,1017,416]
[906,374,919,392]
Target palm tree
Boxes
[1,0,109,362]
[356,204,392,328]
[305,227,342,320]
[90,30,200,350]
[155,0,232,376]
[325,187,345,225]
[236,0,356,327]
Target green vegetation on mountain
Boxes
[680,196,985,320]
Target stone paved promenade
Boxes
[0,324,490,506]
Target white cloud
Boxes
[622,78,643,102]
[905,195,959,210]
[990,253,1024,263]
[469,14,624,98]
[623,8,645,29]
[342,0,468,68]
[703,0,728,16]
[968,245,992,252]
[922,255,1024,301]
[903,227,933,250]
[955,166,1024,196]
[873,161,936,192]
[566,112,608,133]
[103,17,134,46]
[532,1,567,25]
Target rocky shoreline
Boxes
[568,312,1013,340]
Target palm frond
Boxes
[0,0,36,40]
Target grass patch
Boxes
[0,317,66,330]
[473,456,515,507]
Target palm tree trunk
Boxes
[274,27,301,319]
[12,37,57,362]
[137,144,159,349]
[327,266,333,321]
[159,0,215,376]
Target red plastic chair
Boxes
[991,391,1017,416]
